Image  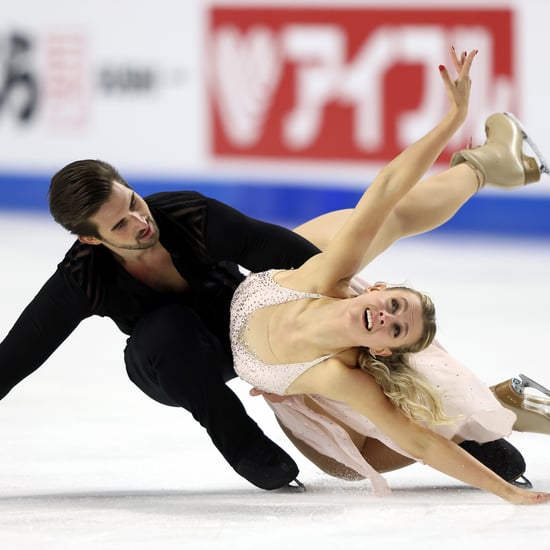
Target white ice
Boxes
[1,213,549,549]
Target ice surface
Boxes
[1,213,549,549]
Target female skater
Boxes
[229,48,550,504]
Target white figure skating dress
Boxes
[230,270,516,495]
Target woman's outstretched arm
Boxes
[291,358,550,505]
[295,49,477,291]
[319,49,475,284]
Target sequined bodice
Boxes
[230,269,335,395]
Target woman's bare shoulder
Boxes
[325,355,382,392]
[288,352,382,400]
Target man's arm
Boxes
[0,270,91,400]
[203,198,320,272]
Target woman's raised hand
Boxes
[439,47,477,123]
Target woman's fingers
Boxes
[448,47,477,80]
[438,48,477,117]
[450,46,462,73]
[459,49,477,78]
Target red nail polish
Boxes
[439,65,445,71]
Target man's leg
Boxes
[124,304,298,490]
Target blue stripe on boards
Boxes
[1,171,549,238]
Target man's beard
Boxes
[100,218,160,250]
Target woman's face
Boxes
[350,285,424,356]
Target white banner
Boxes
[1,0,549,195]
[0,0,204,175]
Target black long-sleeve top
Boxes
[0,191,319,400]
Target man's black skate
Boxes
[459,438,532,487]
[234,434,300,490]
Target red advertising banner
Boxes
[207,7,516,162]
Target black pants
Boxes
[124,303,263,468]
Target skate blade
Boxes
[276,478,306,493]
[510,475,533,489]
[519,373,550,397]
[504,112,550,175]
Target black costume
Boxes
[0,191,319,489]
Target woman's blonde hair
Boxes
[357,287,451,425]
